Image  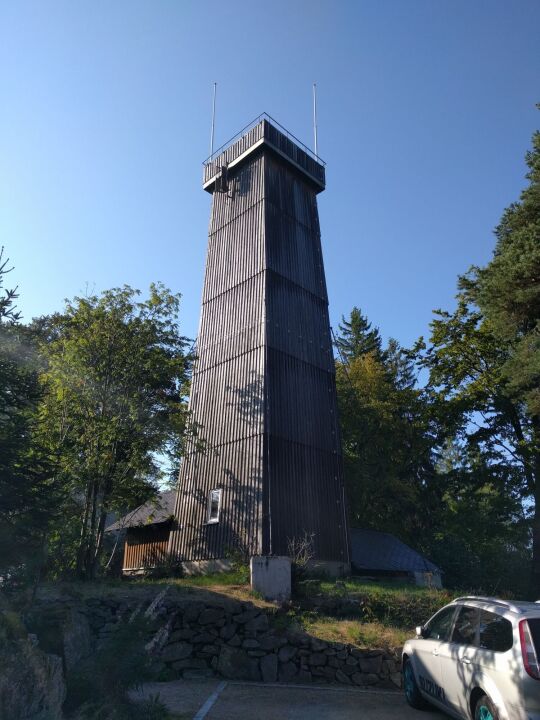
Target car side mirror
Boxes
[416,625,427,638]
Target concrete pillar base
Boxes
[250,556,291,601]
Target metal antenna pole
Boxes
[210,82,217,158]
[313,82,318,157]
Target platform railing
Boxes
[203,112,325,167]
[203,114,326,190]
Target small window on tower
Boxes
[207,489,221,524]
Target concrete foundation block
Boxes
[250,556,291,602]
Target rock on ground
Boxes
[0,639,65,720]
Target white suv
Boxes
[402,596,540,719]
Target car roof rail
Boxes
[454,596,523,613]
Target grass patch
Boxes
[318,577,452,600]
[142,568,250,587]
[35,569,251,598]
[308,578,453,628]
[290,577,454,648]
[35,573,275,614]
[301,617,410,649]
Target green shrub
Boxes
[357,588,451,627]
[145,557,184,580]
[65,613,163,718]
[223,546,250,584]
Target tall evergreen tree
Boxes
[386,337,416,389]
[0,249,58,575]
[335,308,435,543]
[335,307,383,363]
[425,438,529,593]
[475,117,540,591]
[419,115,540,593]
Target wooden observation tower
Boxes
[168,114,349,573]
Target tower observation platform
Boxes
[203,113,325,193]
[169,114,350,574]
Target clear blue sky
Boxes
[1,0,539,348]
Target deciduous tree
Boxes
[36,284,192,579]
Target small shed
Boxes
[105,490,175,574]
[350,528,442,588]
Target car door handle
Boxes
[460,657,471,664]
[432,649,439,656]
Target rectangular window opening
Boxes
[207,488,222,524]
[478,610,513,652]
[451,606,479,646]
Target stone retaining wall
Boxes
[28,589,402,690]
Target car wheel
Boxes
[474,694,499,720]
[403,659,429,710]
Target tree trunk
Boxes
[93,504,109,577]
[105,529,121,570]
[506,400,536,494]
[531,417,540,598]
[87,473,115,580]
[82,477,100,579]
[75,477,93,578]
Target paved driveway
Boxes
[134,679,447,719]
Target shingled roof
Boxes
[350,528,440,574]
[105,490,176,532]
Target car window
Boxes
[451,605,479,645]
[478,610,513,652]
[526,619,540,655]
[425,605,456,641]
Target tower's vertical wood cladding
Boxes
[169,118,348,565]
[170,154,266,561]
[263,153,346,562]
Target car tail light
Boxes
[520,619,540,679]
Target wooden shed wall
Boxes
[123,523,170,571]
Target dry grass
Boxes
[301,617,410,649]
[36,576,274,611]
